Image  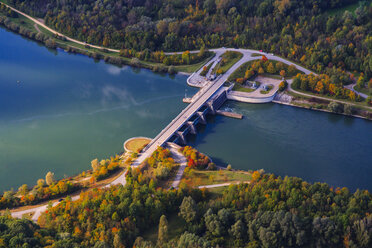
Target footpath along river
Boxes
[0,27,371,192]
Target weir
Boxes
[132,82,230,166]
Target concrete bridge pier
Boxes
[207,103,216,115]
[176,131,187,145]
[187,121,197,135]
[197,111,207,124]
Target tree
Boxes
[327,102,343,113]
[45,172,55,186]
[366,97,372,106]
[227,164,232,171]
[279,70,286,77]
[252,171,261,182]
[267,62,276,74]
[182,51,190,65]
[279,81,288,91]
[349,91,356,101]
[45,39,56,49]
[179,196,197,223]
[343,105,354,115]
[158,215,168,245]
[288,65,297,75]
[229,219,246,240]
[18,184,29,196]
[36,179,45,188]
[258,67,265,74]
[315,81,324,94]
[91,158,99,172]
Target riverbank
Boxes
[273,91,372,121]
[273,98,372,121]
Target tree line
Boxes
[2,167,371,247]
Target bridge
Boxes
[132,52,251,166]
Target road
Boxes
[11,169,127,222]
[345,83,368,99]
[198,181,250,189]
[1,2,120,53]
[287,80,372,110]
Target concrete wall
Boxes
[227,92,276,103]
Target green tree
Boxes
[179,196,197,223]
[327,102,343,113]
[158,215,168,246]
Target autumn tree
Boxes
[45,171,55,186]
[91,158,99,172]
[267,62,276,74]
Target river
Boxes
[0,27,371,192]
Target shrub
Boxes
[343,104,354,115]
[278,81,288,92]
[327,102,343,113]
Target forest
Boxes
[1,169,371,247]
[5,0,372,80]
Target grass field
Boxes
[181,169,251,188]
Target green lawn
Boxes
[212,51,243,75]
[232,83,256,93]
[200,62,213,76]
[181,169,251,187]
[354,85,372,97]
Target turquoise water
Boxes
[0,27,195,191]
[0,27,371,192]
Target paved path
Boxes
[287,80,372,110]
[345,83,368,99]
[11,169,127,222]
[198,181,250,189]
[167,146,187,189]
[1,2,120,53]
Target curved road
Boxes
[1,1,120,53]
